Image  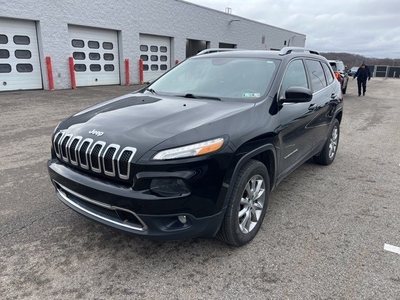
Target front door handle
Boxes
[331,93,337,99]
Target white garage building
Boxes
[0,0,306,91]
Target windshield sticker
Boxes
[242,93,261,98]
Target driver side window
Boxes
[281,59,308,96]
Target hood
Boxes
[58,93,255,158]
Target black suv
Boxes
[48,47,343,246]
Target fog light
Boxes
[150,178,189,197]
[178,215,187,224]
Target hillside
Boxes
[321,52,400,69]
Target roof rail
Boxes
[196,48,242,55]
[279,47,320,56]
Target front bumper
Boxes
[48,160,226,240]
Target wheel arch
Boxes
[335,109,343,124]
[221,144,277,211]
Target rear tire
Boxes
[216,159,269,246]
[313,119,340,165]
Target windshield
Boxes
[148,56,279,101]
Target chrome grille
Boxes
[69,137,81,165]
[103,144,120,176]
[53,131,136,180]
[78,139,92,169]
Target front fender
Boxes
[220,143,277,212]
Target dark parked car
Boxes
[48,47,343,246]
[348,67,358,76]
[329,60,349,94]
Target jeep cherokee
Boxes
[48,47,343,246]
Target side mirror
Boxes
[281,86,312,103]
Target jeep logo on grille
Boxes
[88,129,104,137]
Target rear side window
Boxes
[322,63,335,85]
[305,60,327,92]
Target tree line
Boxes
[321,52,400,69]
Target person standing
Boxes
[353,63,371,96]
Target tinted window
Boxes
[0,35,8,44]
[140,55,148,61]
[74,64,86,72]
[281,59,308,95]
[305,60,327,92]
[13,35,30,45]
[140,45,148,52]
[322,63,335,85]
[0,64,11,73]
[88,41,99,49]
[90,64,101,71]
[150,46,158,52]
[103,53,114,61]
[151,55,158,61]
[73,52,85,60]
[160,55,167,62]
[102,42,113,50]
[16,63,33,72]
[160,46,167,53]
[0,49,10,58]
[71,39,84,48]
[104,64,114,71]
[143,64,149,71]
[15,50,32,59]
[89,53,100,60]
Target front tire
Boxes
[216,159,269,246]
[313,119,340,165]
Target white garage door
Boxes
[68,25,120,87]
[139,35,171,82]
[0,18,42,92]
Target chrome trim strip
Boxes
[284,148,298,160]
[89,141,106,173]
[61,134,73,162]
[77,138,93,170]
[53,131,65,159]
[54,180,147,231]
[117,147,137,180]
[102,144,120,177]
[68,136,82,166]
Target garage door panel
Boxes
[0,18,42,91]
[140,35,171,82]
[69,25,120,87]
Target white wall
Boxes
[1,0,306,90]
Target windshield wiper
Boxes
[181,93,221,101]
[146,88,157,94]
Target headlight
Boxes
[153,138,224,160]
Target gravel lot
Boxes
[1,78,399,299]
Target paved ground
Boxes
[1,79,399,299]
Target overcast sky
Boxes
[184,0,400,59]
